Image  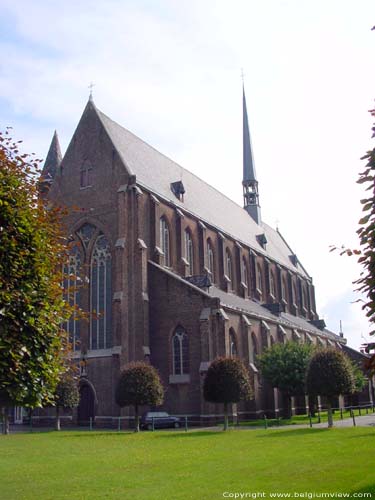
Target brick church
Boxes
[40,89,355,424]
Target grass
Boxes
[1,427,374,499]
[237,409,361,427]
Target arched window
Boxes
[251,332,258,363]
[206,239,215,282]
[257,264,263,294]
[241,257,248,288]
[270,272,276,298]
[226,249,233,283]
[63,245,82,351]
[80,160,93,189]
[292,282,298,306]
[185,229,194,275]
[281,277,287,302]
[229,329,238,357]
[90,234,112,350]
[172,327,189,375]
[160,217,170,267]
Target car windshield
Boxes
[146,412,169,418]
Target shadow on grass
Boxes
[155,430,224,439]
[255,428,330,438]
[56,431,134,438]
[350,483,375,495]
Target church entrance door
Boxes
[78,383,95,426]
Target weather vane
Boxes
[88,82,95,99]
[241,68,245,84]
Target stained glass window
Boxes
[90,234,112,349]
[172,327,189,375]
[63,245,82,351]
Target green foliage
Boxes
[203,356,253,405]
[115,362,164,409]
[306,348,355,399]
[55,375,80,410]
[257,341,314,396]
[0,129,71,410]
[350,361,367,394]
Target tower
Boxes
[242,86,261,225]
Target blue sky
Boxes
[1,0,374,349]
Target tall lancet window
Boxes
[226,249,233,287]
[90,234,112,350]
[257,264,263,295]
[241,257,248,288]
[63,245,82,351]
[207,239,215,282]
[185,229,194,275]
[80,160,93,189]
[229,329,238,357]
[160,217,170,267]
[172,326,189,375]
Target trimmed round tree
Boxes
[203,357,253,431]
[258,341,315,418]
[306,348,354,427]
[54,375,80,431]
[115,362,164,432]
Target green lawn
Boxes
[238,409,363,427]
[0,427,374,499]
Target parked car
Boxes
[141,411,181,430]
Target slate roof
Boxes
[208,285,343,343]
[94,103,309,278]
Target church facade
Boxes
[41,90,351,424]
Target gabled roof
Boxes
[92,103,309,278]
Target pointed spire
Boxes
[242,85,261,225]
[243,85,256,183]
[42,130,62,180]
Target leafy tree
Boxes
[115,362,164,432]
[54,374,80,431]
[203,357,253,431]
[350,360,367,396]
[0,129,71,434]
[257,341,315,418]
[332,105,375,371]
[306,349,354,427]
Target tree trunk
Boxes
[308,394,316,417]
[134,404,140,433]
[286,395,292,419]
[55,406,61,431]
[223,402,229,431]
[1,407,10,435]
[327,401,333,428]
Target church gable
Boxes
[49,99,129,208]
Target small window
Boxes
[207,239,215,282]
[281,277,287,302]
[160,217,170,267]
[270,272,276,297]
[226,250,233,283]
[172,327,189,375]
[241,257,248,287]
[185,230,194,275]
[80,160,92,189]
[257,265,263,294]
[229,330,237,357]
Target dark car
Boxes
[140,411,181,430]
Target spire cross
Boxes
[88,82,95,99]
